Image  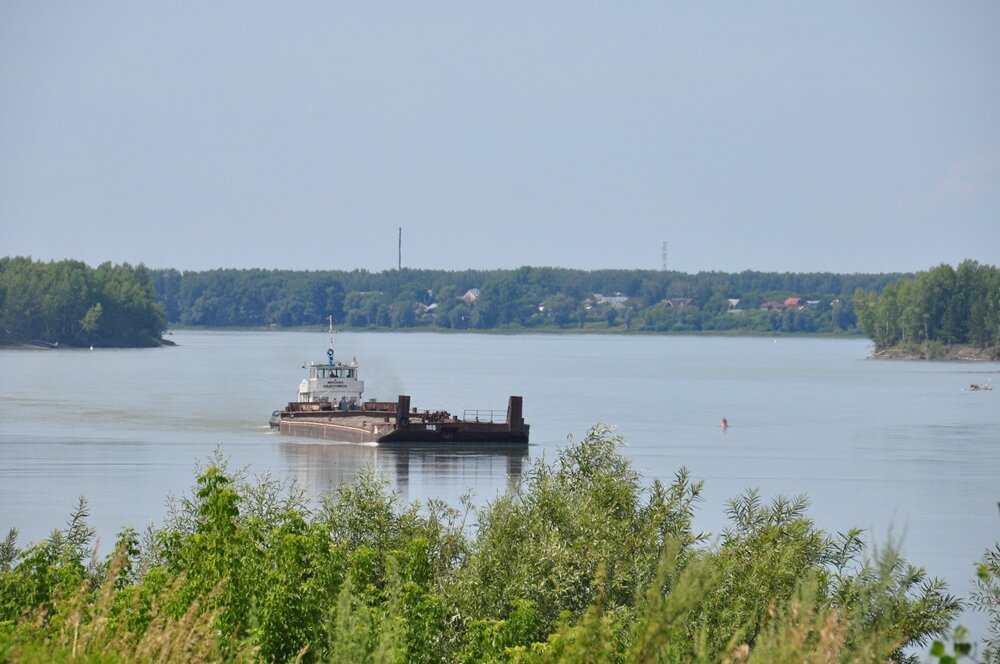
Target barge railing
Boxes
[462,408,504,423]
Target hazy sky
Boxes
[2,2,998,274]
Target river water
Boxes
[1,330,998,635]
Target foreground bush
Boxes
[0,426,973,662]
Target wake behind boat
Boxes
[270,320,529,445]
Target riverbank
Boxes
[870,342,1000,361]
[166,322,866,339]
[1,336,176,349]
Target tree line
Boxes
[9,256,997,348]
[151,266,907,334]
[2,426,994,662]
[0,257,167,348]
[854,260,1000,354]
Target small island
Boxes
[0,257,169,348]
[854,260,1000,361]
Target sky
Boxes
[2,2,998,275]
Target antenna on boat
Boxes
[327,315,336,366]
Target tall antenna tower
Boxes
[661,240,668,271]
[398,227,402,270]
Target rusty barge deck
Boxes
[278,395,529,445]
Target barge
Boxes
[271,321,529,445]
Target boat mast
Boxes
[327,315,335,366]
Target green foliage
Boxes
[929,626,975,664]
[450,425,705,635]
[0,497,99,630]
[829,541,963,661]
[973,543,1000,663]
[0,428,982,662]
[141,264,907,334]
[856,260,1000,353]
[0,257,167,347]
[690,492,829,652]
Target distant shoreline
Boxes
[0,327,866,349]
[0,338,175,350]
[870,343,1000,362]
[163,324,867,339]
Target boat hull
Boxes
[276,395,529,446]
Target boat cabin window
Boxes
[315,367,355,380]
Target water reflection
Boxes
[278,441,528,505]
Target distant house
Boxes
[592,293,628,306]
[727,298,741,309]
[590,293,628,310]
[462,288,480,303]
[415,302,438,319]
[761,300,783,311]
[784,297,803,309]
[664,297,695,308]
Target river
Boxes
[1,329,998,636]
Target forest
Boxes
[5,257,998,352]
[1,426,997,663]
[0,257,168,348]
[854,261,1000,357]
[150,266,905,335]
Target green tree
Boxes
[0,427,974,663]
[450,425,705,633]
[80,303,102,335]
[856,261,1000,354]
[973,543,1000,663]
[0,258,165,347]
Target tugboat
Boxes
[271,319,529,445]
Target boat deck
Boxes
[277,395,529,445]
